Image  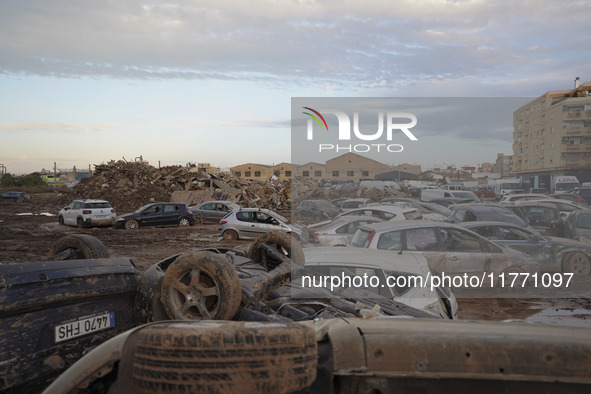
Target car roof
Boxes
[357,220,457,233]
[72,199,110,203]
[458,221,527,230]
[303,247,429,274]
[342,204,418,214]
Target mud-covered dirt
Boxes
[1,193,591,326]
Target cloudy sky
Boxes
[1,0,590,174]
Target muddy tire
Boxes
[222,229,238,240]
[178,217,191,226]
[194,215,204,224]
[117,321,317,393]
[247,231,305,270]
[58,215,64,225]
[125,219,139,230]
[160,252,242,320]
[564,252,591,276]
[76,217,86,228]
[47,234,110,260]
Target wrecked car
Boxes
[563,209,591,245]
[218,207,306,241]
[295,199,340,221]
[188,200,240,224]
[349,221,539,284]
[459,221,591,276]
[506,202,564,237]
[306,215,384,246]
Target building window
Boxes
[235,171,241,177]
[315,171,322,177]
[285,171,291,176]
[302,171,309,177]
[550,127,554,134]
[332,171,339,177]
[347,170,354,177]
[361,171,369,177]
[567,153,580,163]
[245,171,251,177]
[550,142,554,148]
[254,171,261,177]
[569,138,582,146]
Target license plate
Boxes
[55,312,115,343]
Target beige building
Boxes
[293,162,326,181]
[325,152,392,182]
[494,153,513,177]
[230,163,273,180]
[513,78,591,188]
[272,162,293,179]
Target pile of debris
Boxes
[56,160,293,212]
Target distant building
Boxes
[513,77,591,187]
[325,152,392,182]
[293,162,326,181]
[495,153,513,177]
[230,163,274,180]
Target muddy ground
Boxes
[1,193,591,326]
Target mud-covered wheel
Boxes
[178,217,191,226]
[160,251,242,321]
[117,321,317,393]
[76,217,86,228]
[247,231,305,270]
[194,215,204,224]
[47,234,110,260]
[222,229,238,240]
[58,215,64,225]
[125,220,139,230]
[564,252,591,276]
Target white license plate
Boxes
[55,312,115,343]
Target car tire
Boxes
[194,215,204,224]
[47,234,110,260]
[222,229,239,240]
[116,320,317,394]
[160,251,242,321]
[564,252,591,276]
[124,220,139,230]
[76,217,87,228]
[58,215,64,225]
[178,217,191,226]
[247,231,305,270]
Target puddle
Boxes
[15,212,56,216]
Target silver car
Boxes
[307,215,384,246]
[189,201,240,224]
[350,221,539,281]
[218,208,306,241]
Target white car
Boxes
[58,199,116,228]
[303,247,458,320]
[307,215,384,246]
[336,204,422,221]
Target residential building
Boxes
[494,153,513,177]
[513,78,591,188]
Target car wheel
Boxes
[247,231,305,270]
[76,217,87,228]
[160,251,242,320]
[124,220,139,230]
[194,215,204,224]
[47,234,110,260]
[222,229,238,240]
[565,252,591,276]
[115,321,317,393]
[178,217,191,226]
[58,215,64,225]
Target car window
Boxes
[350,229,374,247]
[452,209,467,222]
[497,226,540,241]
[464,211,477,221]
[471,226,499,240]
[577,214,591,230]
[376,230,403,250]
[163,204,180,213]
[88,202,112,209]
[439,228,482,252]
[216,203,230,211]
[335,220,373,234]
[405,228,438,251]
[201,202,216,210]
[522,206,557,220]
[254,212,279,225]
[236,211,253,222]
[73,202,82,209]
[144,204,163,214]
[557,202,579,212]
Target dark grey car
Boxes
[189,201,240,224]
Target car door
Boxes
[491,225,555,264]
[139,204,164,226]
[432,227,492,276]
[62,202,77,225]
[198,202,217,222]
[161,204,182,225]
[251,212,289,237]
[234,211,258,238]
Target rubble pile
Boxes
[291,178,406,206]
[56,161,293,212]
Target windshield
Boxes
[479,209,527,226]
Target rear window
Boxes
[86,202,112,209]
[577,214,591,230]
[350,229,374,247]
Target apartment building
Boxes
[513,78,591,189]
